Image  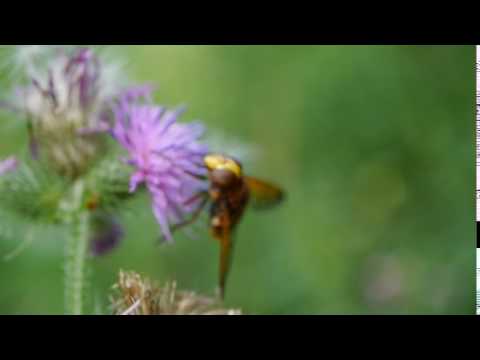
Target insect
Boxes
[166,153,284,299]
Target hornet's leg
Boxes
[210,205,233,300]
[157,191,209,244]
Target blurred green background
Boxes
[0,45,475,314]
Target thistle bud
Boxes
[8,46,125,178]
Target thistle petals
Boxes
[3,46,130,178]
[111,89,208,241]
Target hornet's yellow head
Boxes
[204,154,242,178]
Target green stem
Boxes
[63,180,91,315]
[65,211,90,315]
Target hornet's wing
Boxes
[244,176,284,210]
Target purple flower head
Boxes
[111,88,209,242]
[3,46,128,177]
[0,156,18,176]
[19,47,105,134]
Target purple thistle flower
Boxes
[2,46,128,177]
[110,88,209,242]
[19,47,106,134]
[0,156,18,175]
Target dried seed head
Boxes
[111,270,242,315]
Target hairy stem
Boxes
[65,211,90,315]
[63,180,90,315]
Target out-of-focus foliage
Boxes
[0,45,474,314]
